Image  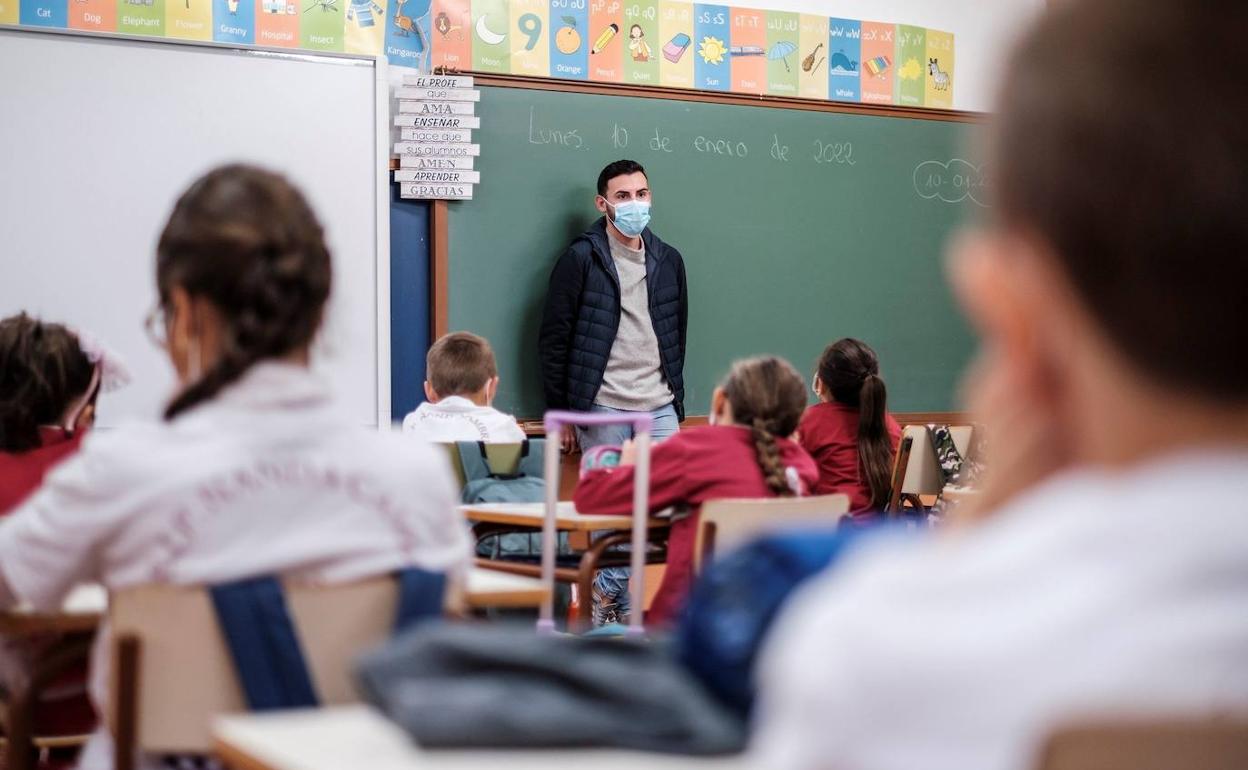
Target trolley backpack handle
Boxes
[540,410,654,637]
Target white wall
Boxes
[741,0,1044,112]
[0,29,390,427]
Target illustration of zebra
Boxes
[928,58,951,91]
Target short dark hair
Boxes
[0,313,93,452]
[993,0,1248,401]
[597,160,647,197]
[427,332,497,397]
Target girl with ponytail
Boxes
[0,166,469,765]
[575,355,818,625]
[798,338,901,515]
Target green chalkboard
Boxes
[446,83,987,418]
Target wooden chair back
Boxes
[108,574,457,763]
[692,494,850,573]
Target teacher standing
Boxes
[539,159,688,626]
[539,159,688,452]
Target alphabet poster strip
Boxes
[9,0,953,109]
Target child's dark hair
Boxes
[597,159,647,196]
[0,313,93,452]
[157,164,332,420]
[817,338,892,510]
[720,356,807,497]
[994,0,1248,401]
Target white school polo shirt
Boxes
[401,395,527,444]
[752,449,1248,770]
[0,362,471,770]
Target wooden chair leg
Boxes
[887,436,914,515]
[696,521,719,575]
[5,685,36,770]
[113,634,141,770]
[901,493,926,512]
[4,633,95,770]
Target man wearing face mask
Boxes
[539,159,688,625]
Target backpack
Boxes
[925,425,985,521]
[676,524,901,717]
[926,424,965,487]
[456,440,548,561]
[457,440,546,505]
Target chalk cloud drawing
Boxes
[913,158,988,207]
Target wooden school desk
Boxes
[0,569,550,632]
[461,501,666,532]
[0,584,106,635]
[214,705,752,770]
[462,567,550,609]
[460,502,671,630]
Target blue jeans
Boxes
[578,402,678,626]
[576,402,680,450]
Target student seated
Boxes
[0,315,126,765]
[574,356,817,626]
[751,2,1248,768]
[0,165,470,769]
[402,331,526,444]
[0,314,123,516]
[798,338,902,517]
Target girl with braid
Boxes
[798,338,902,517]
[575,356,817,626]
[0,165,470,769]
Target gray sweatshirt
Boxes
[595,235,673,411]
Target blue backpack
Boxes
[456,440,553,561]
[676,524,901,717]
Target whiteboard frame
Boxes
[369,53,393,430]
[0,26,393,428]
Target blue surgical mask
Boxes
[607,199,651,237]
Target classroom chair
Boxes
[1034,718,1248,770]
[887,424,975,515]
[0,639,96,770]
[107,574,464,770]
[692,495,851,574]
[885,433,916,513]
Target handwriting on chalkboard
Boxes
[812,139,855,165]
[913,158,987,206]
[528,106,586,149]
[693,135,749,157]
[523,104,864,169]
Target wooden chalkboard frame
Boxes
[418,71,987,419]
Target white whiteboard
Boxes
[0,28,390,427]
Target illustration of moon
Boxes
[476,14,506,45]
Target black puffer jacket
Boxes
[539,218,688,420]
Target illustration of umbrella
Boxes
[768,40,798,72]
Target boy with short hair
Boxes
[403,332,526,443]
[751,1,1248,769]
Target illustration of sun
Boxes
[699,35,726,65]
